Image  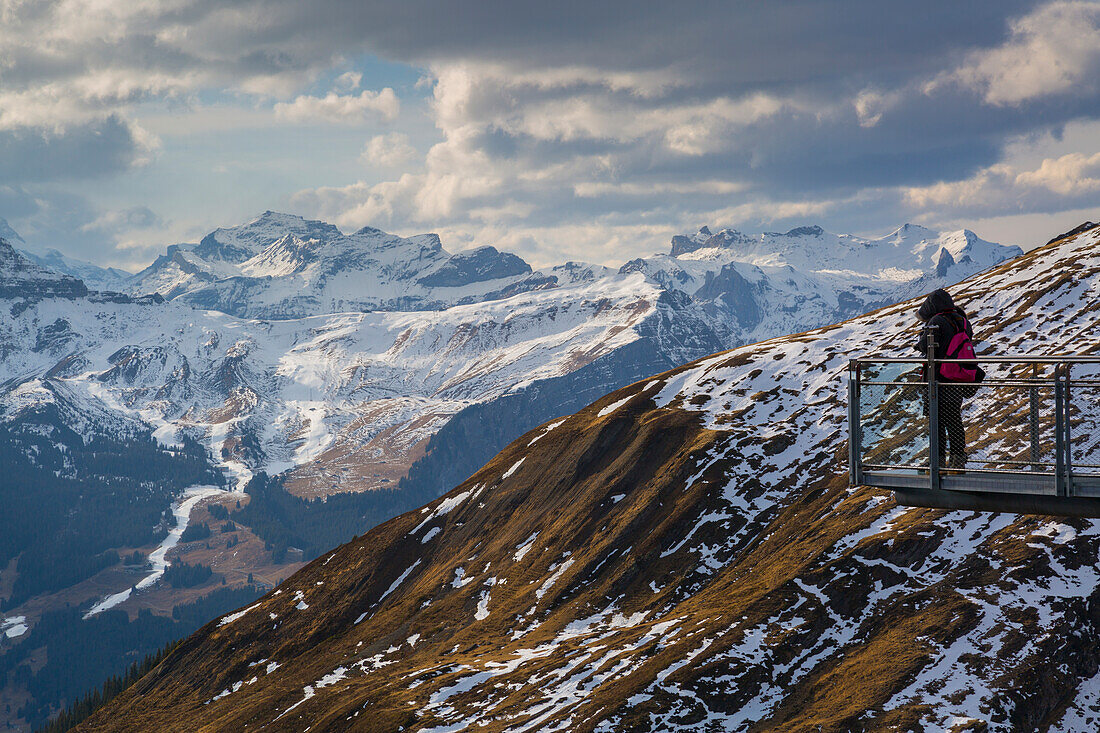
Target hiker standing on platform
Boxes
[915,289,984,469]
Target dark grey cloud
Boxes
[0,117,146,184]
[3,2,1043,100]
[238,0,1035,83]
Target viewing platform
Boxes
[848,356,1100,517]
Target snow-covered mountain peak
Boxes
[1,238,52,278]
[18,247,131,291]
[193,211,343,264]
[129,215,556,319]
[773,224,824,237]
[337,227,444,259]
[881,222,938,242]
[0,217,25,244]
[669,226,751,256]
[417,245,531,288]
[551,261,617,285]
[668,224,848,269]
[3,213,130,291]
[891,226,1021,275]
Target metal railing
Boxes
[848,349,1100,502]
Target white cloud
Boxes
[362,132,417,167]
[334,71,362,92]
[0,70,195,132]
[904,152,1100,214]
[1016,151,1100,194]
[273,88,400,124]
[853,88,901,128]
[940,1,1100,105]
[428,63,795,153]
[80,205,163,233]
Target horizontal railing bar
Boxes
[862,464,1060,477]
[860,379,1058,387]
[855,357,1100,365]
[862,463,930,471]
[864,455,1096,469]
[967,459,1056,467]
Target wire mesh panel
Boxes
[859,362,929,470]
[1068,363,1100,475]
[947,381,1057,473]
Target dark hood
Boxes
[917,288,954,322]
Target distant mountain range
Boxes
[0,212,1022,500]
[79,224,1100,732]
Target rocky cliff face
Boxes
[80,224,1100,731]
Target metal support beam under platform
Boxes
[893,487,1100,517]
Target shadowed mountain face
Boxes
[80,224,1100,731]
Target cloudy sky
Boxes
[2,0,1100,270]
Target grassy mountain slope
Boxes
[81,223,1100,732]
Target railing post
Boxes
[1054,365,1066,498]
[1029,363,1040,471]
[1064,363,1074,496]
[926,326,940,491]
[848,360,863,487]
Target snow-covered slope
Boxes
[80,223,1100,733]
